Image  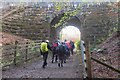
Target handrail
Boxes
[80,40,120,78]
[2,40,41,68]
[91,57,120,74]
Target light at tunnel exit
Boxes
[60,26,81,42]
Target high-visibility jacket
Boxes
[40,42,48,52]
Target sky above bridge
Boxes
[1,0,119,2]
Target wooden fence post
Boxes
[14,40,18,65]
[85,41,92,79]
[25,41,28,62]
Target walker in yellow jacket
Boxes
[40,42,48,53]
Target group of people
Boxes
[40,39,75,68]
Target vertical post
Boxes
[118,45,120,78]
[85,41,92,79]
[93,35,96,49]
[80,40,87,79]
[25,41,28,62]
[14,40,18,65]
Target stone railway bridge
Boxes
[2,2,118,44]
[1,2,119,79]
[2,4,91,43]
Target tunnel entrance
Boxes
[59,26,81,42]
[50,16,82,42]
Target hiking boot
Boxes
[58,63,60,67]
[64,61,66,63]
[55,60,58,63]
[61,64,63,67]
[42,65,45,69]
[45,63,47,66]
[51,60,54,63]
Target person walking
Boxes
[40,40,49,68]
[57,42,66,67]
[51,40,58,63]
[70,40,75,55]
[63,42,70,62]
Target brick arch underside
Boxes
[50,16,83,42]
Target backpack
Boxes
[66,42,72,49]
[53,42,58,47]
[58,44,65,53]
[64,44,69,54]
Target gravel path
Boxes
[2,53,84,78]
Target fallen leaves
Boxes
[92,32,120,78]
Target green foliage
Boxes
[54,3,64,11]
[16,52,23,62]
[28,41,40,53]
[1,60,13,67]
[53,4,82,28]
[75,41,80,50]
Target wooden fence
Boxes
[84,41,120,79]
[1,40,42,68]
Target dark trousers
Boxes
[70,49,74,55]
[42,51,48,68]
[52,51,58,63]
[58,52,65,67]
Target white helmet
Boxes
[46,40,49,43]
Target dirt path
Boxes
[2,53,83,78]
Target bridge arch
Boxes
[50,15,84,42]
